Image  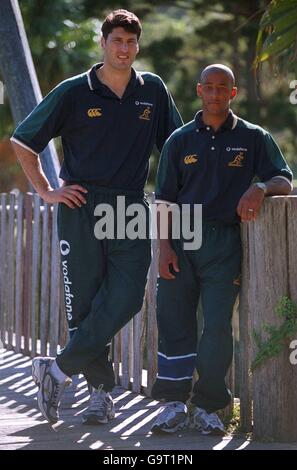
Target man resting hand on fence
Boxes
[150,64,293,436]
[11,9,182,425]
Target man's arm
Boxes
[155,132,181,279]
[237,176,292,223]
[12,142,87,209]
[156,204,180,280]
[237,128,293,223]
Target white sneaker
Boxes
[151,401,188,433]
[32,357,72,423]
[188,405,225,435]
[82,386,115,425]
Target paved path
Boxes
[1,349,297,450]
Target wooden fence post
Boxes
[249,197,297,442]
[31,194,41,357]
[23,193,33,355]
[0,194,7,346]
[49,205,60,356]
[239,224,253,431]
[40,203,50,356]
[113,331,121,385]
[121,321,132,390]
[7,192,15,349]
[132,305,145,393]
[285,196,297,438]
[15,192,23,352]
[146,197,158,396]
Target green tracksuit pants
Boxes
[56,185,151,390]
[151,222,241,412]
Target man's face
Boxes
[101,27,139,70]
[197,71,237,115]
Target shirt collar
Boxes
[195,110,237,131]
[87,63,144,93]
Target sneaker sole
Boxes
[82,410,115,425]
[201,428,225,436]
[37,390,58,424]
[151,421,188,434]
[32,358,58,424]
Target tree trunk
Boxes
[0,0,60,189]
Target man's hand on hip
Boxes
[40,185,88,209]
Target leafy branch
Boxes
[254,0,297,75]
[251,296,297,372]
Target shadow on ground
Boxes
[1,350,297,450]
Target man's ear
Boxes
[197,83,202,97]
[100,36,106,50]
[230,87,237,100]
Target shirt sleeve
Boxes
[11,81,72,155]
[155,134,180,204]
[156,77,183,153]
[254,129,293,184]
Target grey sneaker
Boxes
[32,357,72,424]
[82,386,115,425]
[151,401,188,434]
[188,405,225,435]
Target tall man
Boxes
[151,64,292,435]
[11,10,182,425]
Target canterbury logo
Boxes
[228,152,245,167]
[87,108,102,118]
[139,107,151,121]
[184,154,198,165]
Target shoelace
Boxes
[159,402,185,420]
[88,389,110,413]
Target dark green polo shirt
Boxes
[156,110,293,223]
[11,64,182,190]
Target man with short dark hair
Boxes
[101,9,142,40]
[150,63,293,435]
[11,9,182,425]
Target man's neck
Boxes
[202,109,230,132]
[96,64,132,98]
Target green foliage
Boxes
[20,0,100,93]
[1,1,297,188]
[251,296,297,372]
[255,0,297,74]
[218,402,242,436]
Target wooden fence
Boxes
[239,196,297,442]
[0,192,297,441]
[0,191,158,396]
